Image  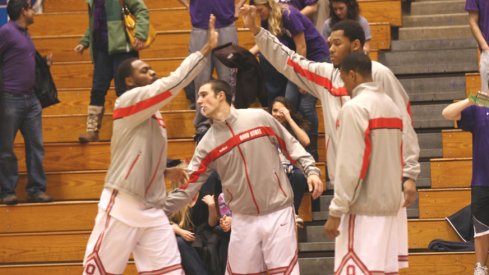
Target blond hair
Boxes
[255,0,284,37]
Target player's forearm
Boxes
[469,13,489,51]
[442,99,472,121]
[300,4,318,17]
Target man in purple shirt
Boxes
[466,0,489,93]
[178,0,242,139]
[0,0,51,205]
[443,98,489,275]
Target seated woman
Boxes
[171,171,224,275]
[322,0,371,53]
[270,96,311,227]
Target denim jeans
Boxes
[259,55,288,107]
[0,92,46,197]
[89,45,139,106]
[285,82,319,160]
[176,236,209,275]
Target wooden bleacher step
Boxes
[430,157,471,189]
[33,30,255,62]
[41,0,402,28]
[442,129,471,158]
[418,188,471,219]
[0,263,138,275]
[0,218,455,264]
[466,72,480,97]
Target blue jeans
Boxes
[259,55,288,107]
[89,45,138,106]
[0,92,46,197]
[176,236,209,275]
[285,82,319,160]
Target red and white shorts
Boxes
[82,208,183,275]
[334,208,409,275]
[226,206,299,275]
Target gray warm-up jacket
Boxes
[104,51,207,208]
[164,107,320,216]
[329,82,403,217]
[253,28,420,184]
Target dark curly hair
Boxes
[328,0,360,28]
[269,96,311,137]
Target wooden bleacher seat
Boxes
[430,157,472,189]
[466,72,481,97]
[418,188,471,219]
[442,129,472,158]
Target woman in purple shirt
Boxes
[251,0,329,161]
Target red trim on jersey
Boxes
[124,153,141,180]
[286,58,348,97]
[335,215,371,275]
[226,262,267,275]
[145,146,165,196]
[360,118,403,179]
[113,90,173,119]
[152,114,166,128]
[275,172,287,198]
[406,102,413,123]
[139,263,183,274]
[180,126,298,214]
[226,123,261,215]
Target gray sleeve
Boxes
[321,19,331,40]
[358,16,372,40]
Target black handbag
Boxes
[34,51,59,108]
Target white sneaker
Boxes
[474,263,488,275]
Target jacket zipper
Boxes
[275,172,287,198]
[225,122,260,215]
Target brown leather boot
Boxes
[79,105,104,143]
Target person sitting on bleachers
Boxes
[442,95,489,275]
[270,96,311,227]
[321,0,371,54]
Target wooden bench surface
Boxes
[33,30,255,63]
[430,158,471,189]
[0,251,481,275]
[418,188,471,219]
[15,106,327,142]
[466,72,480,98]
[401,252,485,275]
[0,217,452,264]
[442,129,471,158]
[41,0,401,27]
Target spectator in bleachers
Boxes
[178,0,245,141]
[81,16,218,275]
[322,0,371,54]
[466,0,489,93]
[442,97,489,275]
[278,0,318,20]
[74,0,150,143]
[269,96,310,227]
[171,171,228,275]
[0,0,52,205]
[251,0,329,161]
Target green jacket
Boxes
[79,0,149,60]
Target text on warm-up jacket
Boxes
[164,107,320,216]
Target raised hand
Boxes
[240,5,260,35]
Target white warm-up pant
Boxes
[82,209,183,275]
[334,208,409,275]
[226,206,299,275]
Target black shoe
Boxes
[1,194,19,205]
[28,192,53,203]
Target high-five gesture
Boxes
[200,15,219,56]
[240,4,260,35]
